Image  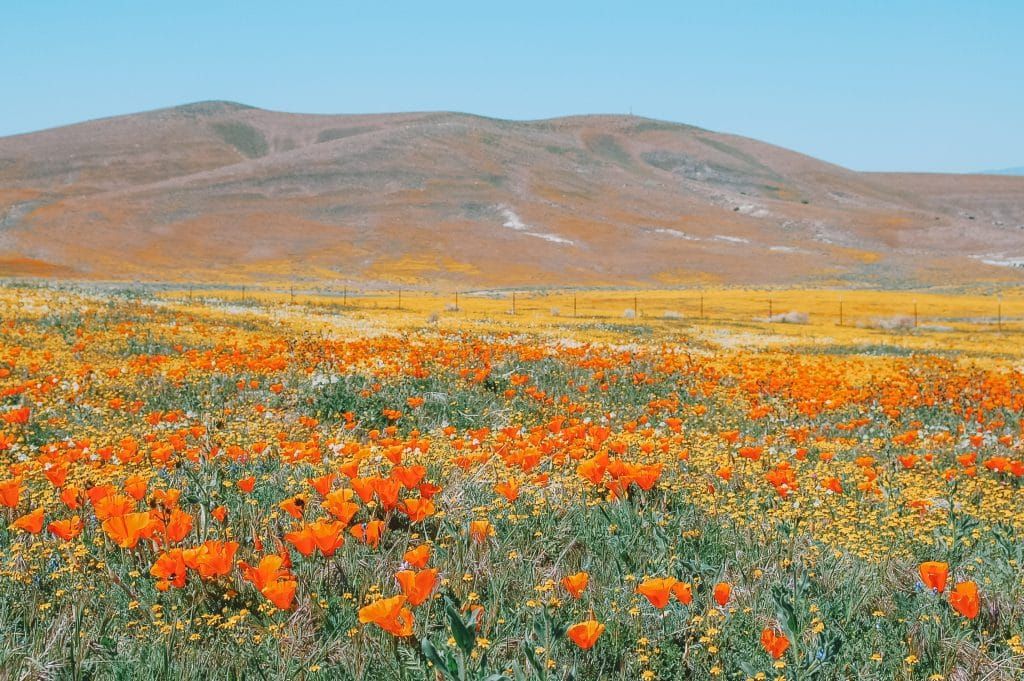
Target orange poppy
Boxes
[760,628,790,659]
[150,549,187,590]
[713,582,732,607]
[358,595,415,636]
[561,571,589,599]
[48,516,83,541]
[279,495,307,519]
[494,479,520,502]
[350,520,384,548]
[102,511,153,548]
[636,577,678,609]
[262,579,298,610]
[0,478,22,508]
[567,620,605,650]
[11,507,44,534]
[919,561,948,593]
[469,519,494,543]
[949,581,979,619]
[237,476,256,493]
[404,544,431,569]
[395,568,438,606]
[671,581,693,605]
[240,555,289,591]
[188,540,238,579]
[401,497,435,523]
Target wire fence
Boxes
[171,284,1022,332]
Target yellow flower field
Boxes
[0,283,1022,680]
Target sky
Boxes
[2,1,1022,172]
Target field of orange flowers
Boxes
[1,284,1023,680]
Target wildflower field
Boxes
[2,283,1024,680]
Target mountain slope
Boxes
[1,101,1022,286]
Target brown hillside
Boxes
[1,101,1021,286]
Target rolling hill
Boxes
[1,100,1022,287]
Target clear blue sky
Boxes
[3,1,1022,172]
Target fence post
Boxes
[700,293,704,320]
[839,298,843,326]
[398,289,402,310]
[573,294,577,318]
[512,291,516,315]
[633,295,638,318]
[913,300,918,328]
[768,296,773,319]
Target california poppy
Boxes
[11,507,44,534]
[404,544,430,569]
[188,540,238,579]
[240,555,289,591]
[469,519,494,543]
[671,581,693,605]
[713,582,732,607]
[919,561,948,593]
[262,579,298,610]
[636,577,678,609]
[567,620,605,650]
[150,549,187,590]
[949,581,980,619]
[0,478,21,508]
[561,571,589,599]
[48,516,83,541]
[760,628,790,659]
[358,595,415,636]
[102,511,153,548]
[395,568,438,606]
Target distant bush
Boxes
[210,121,268,158]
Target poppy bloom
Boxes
[919,561,948,593]
[395,568,438,606]
[713,582,732,607]
[567,620,605,650]
[404,544,431,569]
[392,465,426,489]
[211,505,227,523]
[760,628,790,659]
[150,549,187,590]
[401,497,435,523]
[350,520,384,548]
[494,479,520,502]
[239,555,289,591]
[949,581,980,619]
[279,495,307,519]
[307,474,335,497]
[561,571,590,599]
[636,577,678,609]
[323,492,360,525]
[11,507,44,534]
[0,478,22,508]
[262,579,298,610]
[237,477,256,493]
[124,474,148,501]
[102,511,153,548]
[162,509,194,544]
[48,516,83,541]
[469,520,494,543]
[187,540,238,579]
[358,595,415,637]
[671,581,693,605]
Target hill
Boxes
[1,100,1022,286]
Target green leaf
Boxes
[445,598,476,655]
